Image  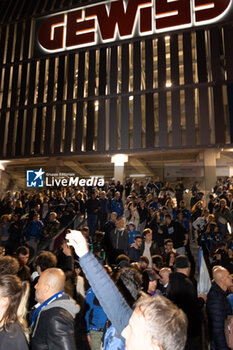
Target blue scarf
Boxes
[31,291,64,327]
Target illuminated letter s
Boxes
[195,0,231,23]
[155,0,191,30]
[38,14,65,51]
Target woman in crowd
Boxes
[142,268,161,296]
[200,214,218,251]
[192,208,210,245]
[165,198,175,218]
[166,251,177,271]
[125,201,140,230]
[137,199,149,233]
[191,201,203,222]
[14,200,24,216]
[75,192,86,215]
[0,274,29,349]
[214,198,233,236]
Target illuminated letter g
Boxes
[38,14,65,51]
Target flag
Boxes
[197,248,211,295]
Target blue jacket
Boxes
[206,281,232,350]
[85,288,107,332]
[26,220,44,241]
[103,324,125,350]
[110,198,124,217]
[79,252,132,339]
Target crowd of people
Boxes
[0,176,233,350]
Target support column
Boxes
[203,149,217,198]
[0,161,9,193]
[0,169,2,193]
[111,154,128,184]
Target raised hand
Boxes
[66,230,89,257]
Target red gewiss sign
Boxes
[37,0,232,52]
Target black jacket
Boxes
[161,220,187,249]
[0,323,28,350]
[167,272,202,339]
[138,206,149,224]
[31,294,80,350]
[109,228,128,252]
[108,228,129,264]
[147,216,163,247]
[128,246,141,262]
[85,198,100,215]
[206,282,232,350]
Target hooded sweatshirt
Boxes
[127,222,140,245]
[31,294,80,350]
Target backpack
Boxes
[225,315,233,349]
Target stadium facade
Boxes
[0,0,233,191]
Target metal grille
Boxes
[0,0,233,159]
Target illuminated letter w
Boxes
[86,0,151,41]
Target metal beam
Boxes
[129,158,154,176]
[64,161,91,176]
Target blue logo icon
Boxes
[26,169,44,188]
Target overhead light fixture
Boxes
[111,154,128,166]
[0,160,9,170]
[166,82,172,88]
[129,174,146,177]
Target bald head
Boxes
[159,268,172,286]
[213,266,227,283]
[35,268,66,304]
[213,266,232,291]
[160,267,172,275]
[43,268,65,291]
